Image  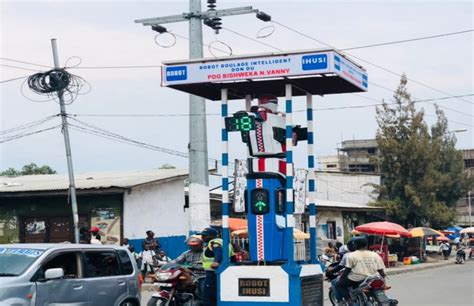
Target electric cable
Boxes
[222,23,474,117]
[256,24,276,39]
[271,20,474,106]
[0,125,61,144]
[340,29,474,51]
[208,39,233,57]
[66,117,220,164]
[222,27,283,51]
[0,57,52,68]
[23,65,91,104]
[0,75,30,84]
[0,64,42,72]
[154,32,177,48]
[67,94,473,118]
[0,115,59,136]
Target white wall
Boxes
[316,172,380,205]
[123,179,189,239]
[315,210,344,243]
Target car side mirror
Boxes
[45,268,64,280]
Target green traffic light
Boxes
[255,201,267,211]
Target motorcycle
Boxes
[455,249,465,264]
[320,253,335,269]
[327,270,398,306]
[147,263,203,306]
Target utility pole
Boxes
[468,190,472,227]
[135,1,259,234]
[51,39,80,243]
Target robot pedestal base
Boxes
[218,264,323,306]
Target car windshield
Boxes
[0,248,45,276]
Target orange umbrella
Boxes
[228,218,248,231]
[427,233,449,242]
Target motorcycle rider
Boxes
[199,227,235,306]
[335,236,386,304]
[173,235,205,269]
[326,238,357,304]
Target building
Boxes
[318,155,341,172]
[318,138,379,173]
[0,169,189,258]
[315,171,380,205]
[456,149,474,226]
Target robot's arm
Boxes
[272,126,308,145]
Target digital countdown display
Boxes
[225,112,256,132]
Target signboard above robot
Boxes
[162,50,367,91]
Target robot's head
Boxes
[257,94,278,113]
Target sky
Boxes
[1,0,473,184]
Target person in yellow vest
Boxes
[199,227,235,306]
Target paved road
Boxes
[141,261,474,305]
[387,260,473,306]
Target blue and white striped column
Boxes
[221,88,230,266]
[285,84,295,265]
[306,93,318,264]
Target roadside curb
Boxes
[385,260,454,276]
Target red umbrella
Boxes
[356,221,412,237]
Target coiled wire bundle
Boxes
[24,67,89,104]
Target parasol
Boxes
[351,229,400,238]
[427,233,449,242]
[409,227,443,237]
[228,218,248,231]
[460,227,474,234]
[356,221,412,237]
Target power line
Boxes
[340,29,474,51]
[66,117,219,164]
[222,27,283,51]
[0,75,30,84]
[221,25,474,118]
[271,20,474,106]
[68,94,474,117]
[70,64,163,69]
[0,115,59,136]
[0,125,61,144]
[0,64,41,72]
[0,57,52,68]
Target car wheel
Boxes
[120,300,138,306]
[147,297,170,306]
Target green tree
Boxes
[0,163,57,176]
[374,75,472,228]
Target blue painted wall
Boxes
[129,235,187,259]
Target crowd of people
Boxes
[79,225,231,305]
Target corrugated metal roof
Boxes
[0,169,188,193]
[314,198,383,210]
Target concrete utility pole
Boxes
[135,1,258,234]
[468,190,472,227]
[51,39,80,243]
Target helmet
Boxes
[90,226,100,234]
[257,94,278,113]
[186,235,203,247]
